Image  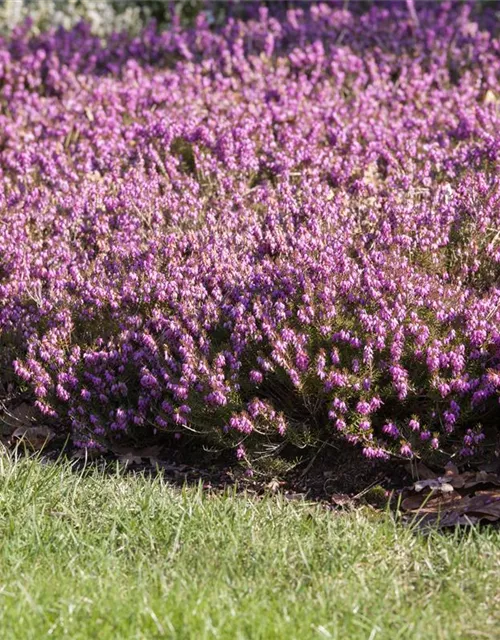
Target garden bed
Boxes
[0,2,499,476]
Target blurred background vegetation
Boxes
[0,1,496,37]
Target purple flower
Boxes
[409,419,420,432]
[382,422,400,439]
[400,443,413,458]
[1,3,498,465]
[236,445,246,460]
[249,370,263,384]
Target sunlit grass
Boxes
[0,452,499,639]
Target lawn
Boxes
[0,453,499,640]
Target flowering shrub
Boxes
[1,3,500,464]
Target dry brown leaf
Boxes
[266,478,282,493]
[111,444,161,457]
[438,512,479,527]
[71,448,104,461]
[444,461,460,477]
[10,425,54,450]
[284,492,307,501]
[478,460,500,473]
[446,471,500,490]
[401,490,462,513]
[330,493,352,507]
[462,491,500,520]
[405,461,438,480]
[118,452,143,466]
[401,467,500,527]
[414,479,454,493]
[1,402,38,428]
[112,445,163,467]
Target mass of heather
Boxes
[1,2,499,468]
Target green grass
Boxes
[0,454,499,639]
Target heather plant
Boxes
[1,2,500,467]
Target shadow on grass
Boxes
[5,435,409,509]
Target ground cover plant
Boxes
[0,2,500,469]
[0,452,499,639]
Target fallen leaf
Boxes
[436,512,479,528]
[401,489,462,512]
[71,448,104,461]
[330,493,352,507]
[112,445,163,467]
[413,478,454,493]
[266,478,282,493]
[478,460,500,473]
[401,466,500,527]
[446,471,500,490]
[463,491,500,520]
[405,461,438,480]
[118,452,143,466]
[284,492,307,501]
[10,426,54,450]
[111,444,161,457]
[1,402,38,428]
[444,461,460,477]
